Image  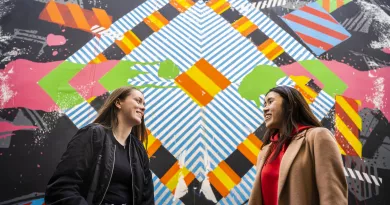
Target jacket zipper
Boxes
[99,145,116,205]
[129,138,135,205]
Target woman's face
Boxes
[116,90,145,126]
[263,91,284,130]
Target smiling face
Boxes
[116,89,145,126]
[263,91,285,130]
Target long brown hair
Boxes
[263,86,322,161]
[93,86,148,146]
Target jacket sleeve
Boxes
[141,151,155,205]
[45,126,95,205]
[310,128,348,205]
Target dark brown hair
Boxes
[263,86,321,161]
[93,86,148,146]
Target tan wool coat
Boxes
[248,127,348,205]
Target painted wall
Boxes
[0,0,389,204]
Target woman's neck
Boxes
[112,122,133,146]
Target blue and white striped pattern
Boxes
[152,173,185,205]
[276,76,295,87]
[200,1,274,83]
[67,0,170,64]
[217,167,257,205]
[230,0,316,61]
[309,90,335,120]
[124,3,203,71]
[64,101,97,129]
[186,136,210,180]
[203,84,264,170]
[128,79,176,87]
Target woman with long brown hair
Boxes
[45,86,154,205]
[249,86,347,205]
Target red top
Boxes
[260,126,312,205]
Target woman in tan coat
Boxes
[248,86,347,205]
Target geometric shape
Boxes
[290,75,318,104]
[316,0,352,13]
[220,7,242,24]
[335,95,362,157]
[99,61,145,91]
[170,0,195,13]
[38,61,86,109]
[282,2,351,55]
[153,174,184,205]
[224,149,254,177]
[175,59,231,107]
[115,30,142,55]
[298,60,347,97]
[64,101,97,129]
[257,38,285,61]
[159,3,181,21]
[246,29,269,47]
[129,22,154,42]
[231,16,257,37]
[39,1,113,33]
[206,0,231,14]
[144,11,170,32]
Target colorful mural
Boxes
[0,0,389,204]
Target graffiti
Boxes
[1,0,390,204]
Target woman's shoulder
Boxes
[305,127,335,143]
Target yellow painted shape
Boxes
[335,114,362,157]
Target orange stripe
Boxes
[265,45,283,60]
[257,39,274,51]
[146,140,162,158]
[295,85,315,103]
[67,3,90,31]
[92,8,112,28]
[195,59,231,90]
[153,11,169,25]
[214,2,230,14]
[231,16,249,29]
[241,23,257,37]
[160,162,180,184]
[219,161,241,184]
[284,14,349,40]
[247,133,263,149]
[237,143,257,165]
[170,0,187,13]
[295,31,333,51]
[336,0,344,8]
[208,171,229,197]
[144,18,160,32]
[184,172,195,185]
[124,31,141,47]
[175,73,214,106]
[299,5,338,24]
[323,0,330,12]
[45,1,66,25]
[115,40,132,54]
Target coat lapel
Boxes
[277,130,307,199]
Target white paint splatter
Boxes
[0,71,16,108]
[0,0,14,20]
[1,47,27,63]
[357,0,390,49]
[199,145,218,203]
[366,77,385,110]
[173,150,189,201]
[0,26,11,46]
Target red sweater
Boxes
[260,126,311,205]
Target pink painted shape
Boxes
[0,59,61,111]
[281,60,390,120]
[46,34,66,46]
[69,60,120,100]
[0,121,37,139]
[383,48,390,54]
[52,51,58,56]
[280,62,324,88]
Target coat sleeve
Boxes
[310,128,348,205]
[45,126,95,205]
[141,149,155,205]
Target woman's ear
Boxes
[114,99,121,109]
